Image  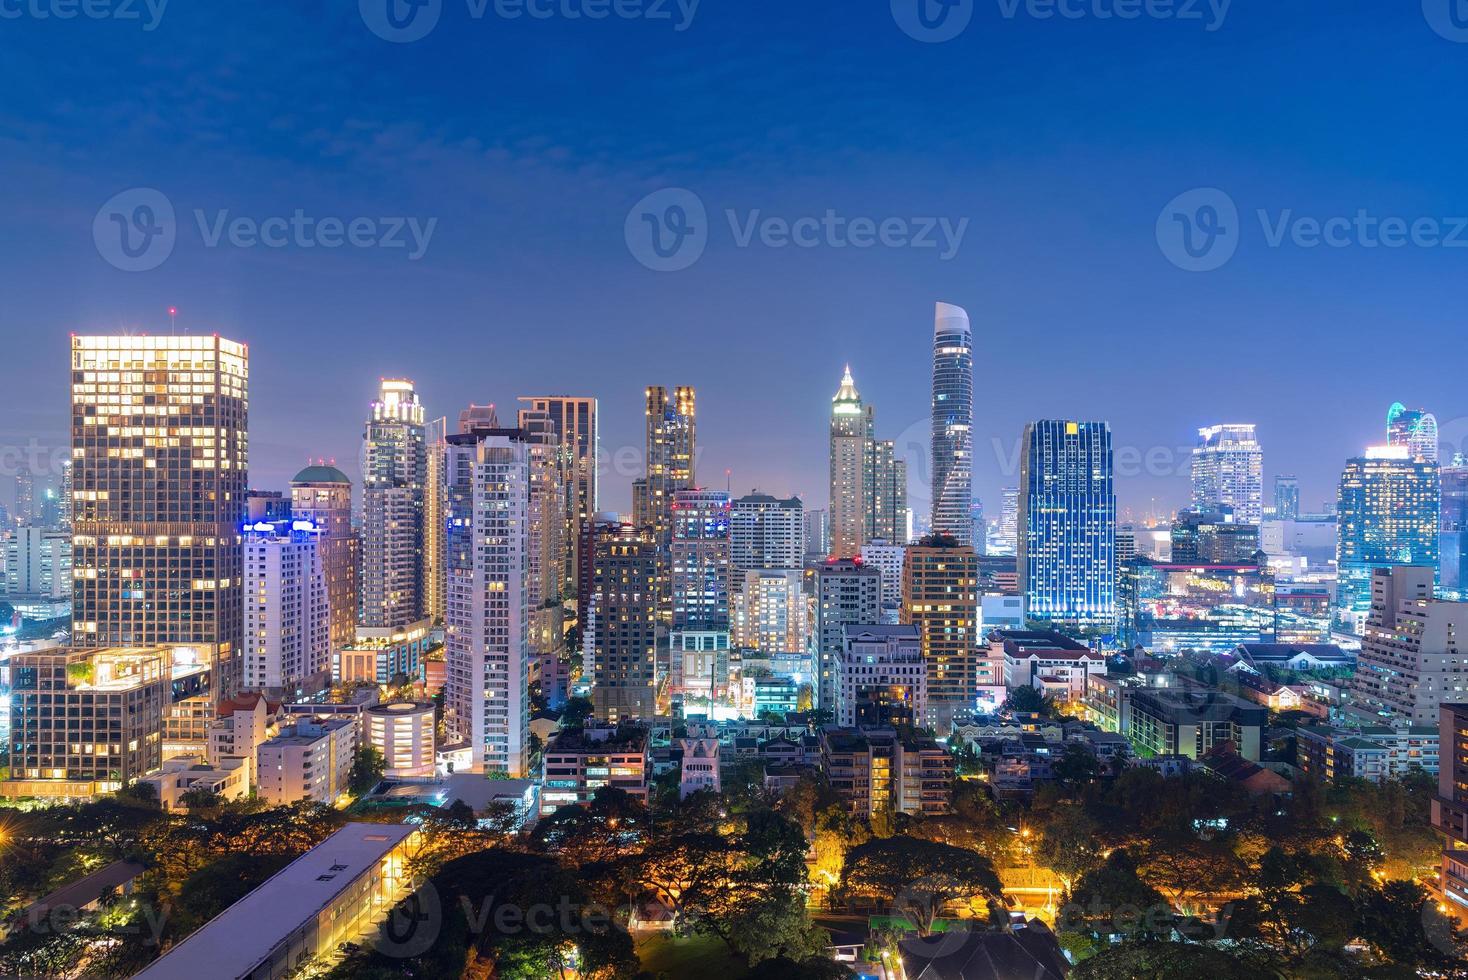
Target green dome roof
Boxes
[291,464,352,485]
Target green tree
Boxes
[1062,850,1169,939]
[348,745,386,795]
[1070,941,1278,980]
[841,836,1003,934]
[1034,806,1104,890]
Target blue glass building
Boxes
[1335,446,1440,634]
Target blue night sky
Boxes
[2,0,1466,522]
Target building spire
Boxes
[833,364,861,406]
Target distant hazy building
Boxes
[804,507,830,560]
[518,395,598,595]
[1387,402,1439,463]
[903,533,980,728]
[1129,561,1276,654]
[1018,420,1117,632]
[290,464,358,664]
[1171,509,1261,564]
[71,335,249,703]
[930,302,974,544]
[1192,424,1263,524]
[444,422,531,776]
[1274,475,1300,522]
[243,519,330,697]
[860,539,907,613]
[1351,565,1468,725]
[2,526,71,600]
[1335,446,1440,634]
[361,379,428,631]
[815,558,882,712]
[13,472,35,526]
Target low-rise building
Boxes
[207,692,283,786]
[1233,642,1353,673]
[676,727,720,799]
[256,716,357,805]
[133,823,419,980]
[1127,689,1268,761]
[997,630,1107,704]
[819,726,952,818]
[366,701,436,778]
[836,625,926,728]
[1296,723,1439,782]
[139,756,250,811]
[540,724,650,816]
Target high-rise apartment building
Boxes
[860,539,907,614]
[732,569,809,654]
[443,424,531,776]
[829,367,866,558]
[995,487,1019,556]
[1192,424,1263,525]
[931,302,974,545]
[519,408,571,660]
[361,379,427,630]
[290,464,358,664]
[669,489,731,697]
[13,472,35,526]
[815,558,882,713]
[730,492,803,573]
[804,508,831,560]
[1387,402,1439,463]
[423,416,448,623]
[71,335,249,702]
[1274,474,1300,521]
[2,526,71,600]
[902,534,980,729]
[865,413,907,547]
[1351,565,1467,724]
[243,519,329,696]
[586,523,658,722]
[1018,420,1117,632]
[1336,446,1440,634]
[644,386,696,619]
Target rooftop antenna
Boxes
[725,468,731,494]
[168,306,177,334]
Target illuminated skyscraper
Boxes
[519,407,571,659]
[1274,474,1300,521]
[730,492,803,573]
[829,366,866,558]
[995,487,1019,556]
[930,302,973,545]
[1018,420,1117,632]
[70,335,249,701]
[517,395,598,594]
[1387,402,1439,463]
[1335,445,1440,634]
[1191,424,1263,524]
[444,421,531,776]
[669,489,731,698]
[866,414,907,547]
[586,522,658,722]
[243,519,329,696]
[644,386,696,618]
[290,463,358,666]
[361,379,427,630]
[815,558,882,712]
[424,416,448,624]
[902,533,980,729]
[13,472,35,526]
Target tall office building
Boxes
[291,464,358,664]
[58,460,73,532]
[1274,474,1300,521]
[1387,402,1439,463]
[71,335,249,701]
[994,487,1019,556]
[1351,565,1466,724]
[361,379,427,630]
[931,302,974,545]
[518,396,597,594]
[519,408,571,659]
[866,410,907,547]
[829,366,867,558]
[2,526,71,599]
[1171,509,1261,564]
[902,534,980,729]
[1442,463,1468,598]
[586,522,658,722]
[1335,446,1440,634]
[443,422,531,776]
[1018,420,1117,632]
[1191,424,1263,525]
[730,492,803,573]
[423,416,448,623]
[669,489,731,697]
[644,386,696,618]
[243,519,329,696]
[815,558,882,712]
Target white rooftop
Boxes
[133,822,415,980]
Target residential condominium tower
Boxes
[902,533,980,729]
[586,523,658,722]
[290,464,358,665]
[1018,420,1117,633]
[361,379,427,630]
[243,518,329,697]
[930,302,974,545]
[70,334,249,701]
[518,395,598,595]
